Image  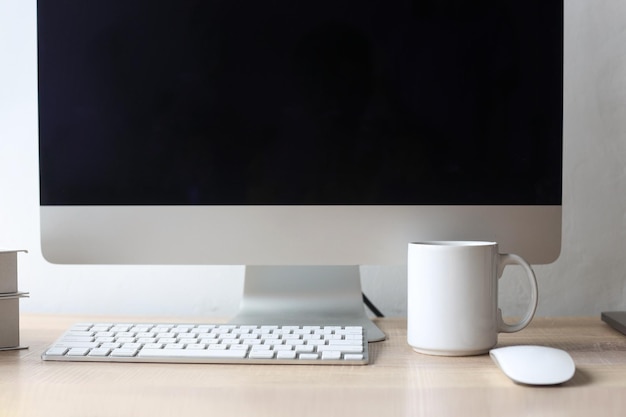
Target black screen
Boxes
[38,0,562,205]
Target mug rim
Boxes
[409,240,497,247]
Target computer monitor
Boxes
[37,0,563,341]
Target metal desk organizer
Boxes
[0,249,29,350]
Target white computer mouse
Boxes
[489,345,576,385]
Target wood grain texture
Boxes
[1,315,625,417]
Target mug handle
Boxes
[496,253,539,333]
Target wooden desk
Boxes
[2,315,626,417]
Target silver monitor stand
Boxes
[230,265,386,342]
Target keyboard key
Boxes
[88,348,112,357]
[186,344,207,350]
[111,348,139,357]
[249,350,275,359]
[67,347,90,356]
[45,347,68,356]
[61,335,95,342]
[328,339,364,346]
[317,345,363,353]
[54,341,100,349]
[321,351,342,360]
[298,353,319,360]
[138,348,247,359]
[276,351,297,360]
[344,354,365,361]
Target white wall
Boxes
[1,1,625,319]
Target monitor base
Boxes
[230,265,386,342]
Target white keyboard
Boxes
[42,322,368,365]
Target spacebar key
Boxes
[138,349,247,360]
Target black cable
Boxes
[362,293,384,318]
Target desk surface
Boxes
[2,315,626,417]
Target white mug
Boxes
[407,241,538,356]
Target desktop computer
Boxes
[37,0,564,351]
